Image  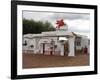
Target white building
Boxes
[22,30,89,56]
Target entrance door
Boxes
[43,43,45,54]
[64,42,69,56]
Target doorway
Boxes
[64,41,69,56]
[42,43,45,54]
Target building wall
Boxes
[22,38,35,53]
[75,36,89,50]
[23,34,89,54]
[23,36,65,55]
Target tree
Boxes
[23,19,56,34]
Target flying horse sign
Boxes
[56,19,68,31]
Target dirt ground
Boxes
[22,53,89,69]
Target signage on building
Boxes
[55,19,68,31]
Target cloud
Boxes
[23,11,55,21]
[50,12,90,20]
[65,19,90,33]
[23,11,90,21]
[23,11,90,33]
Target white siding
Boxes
[75,36,89,50]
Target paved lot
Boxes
[23,53,89,69]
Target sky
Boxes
[23,11,90,38]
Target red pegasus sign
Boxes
[56,19,66,29]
